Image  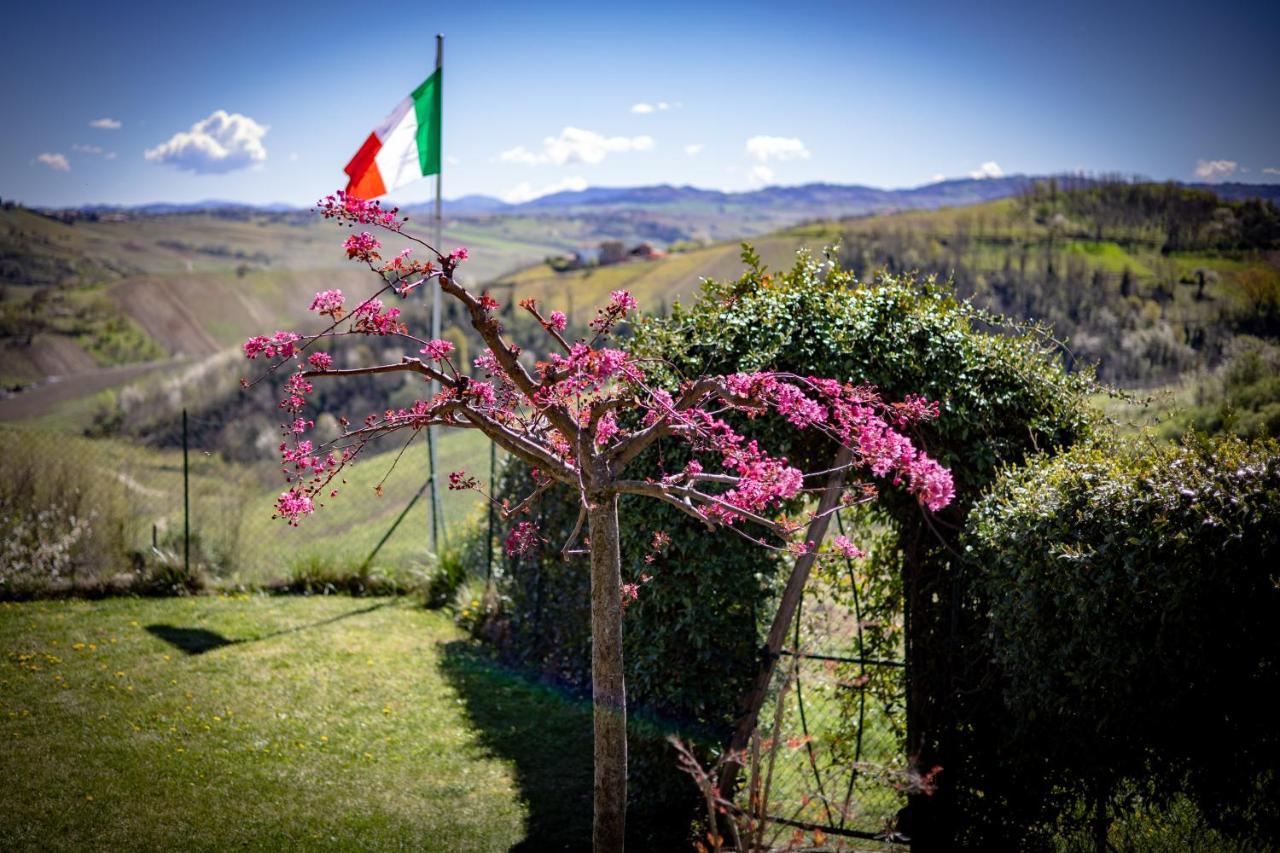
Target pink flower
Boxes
[274,489,314,525]
[343,231,381,261]
[317,191,403,230]
[448,247,469,263]
[831,536,865,559]
[448,470,479,491]
[504,520,539,556]
[307,352,333,371]
[244,331,300,360]
[548,311,567,332]
[594,411,620,446]
[420,339,455,360]
[309,289,345,316]
[610,290,638,313]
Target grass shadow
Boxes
[439,640,594,852]
[145,600,395,656]
[145,624,235,655]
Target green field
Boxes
[0,595,596,851]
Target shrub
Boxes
[0,427,140,598]
[966,435,1280,845]
[271,553,430,597]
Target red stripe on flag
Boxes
[344,132,387,199]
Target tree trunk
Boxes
[587,491,627,852]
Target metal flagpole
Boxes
[428,33,444,555]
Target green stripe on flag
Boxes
[412,69,442,177]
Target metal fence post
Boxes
[486,442,496,583]
[182,408,190,575]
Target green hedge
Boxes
[966,435,1280,845]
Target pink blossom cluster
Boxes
[448,470,479,491]
[343,231,382,262]
[548,311,568,332]
[317,191,403,230]
[594,410,620,446]
[243,331,301,360]
[504,520,539,556]
[588,289,640,334]
[420,339,455,360]
[309,289,346,317]
[831,535,865,559]
[351,299,403,336]
[548,344,645,384]
[711,372,954,512]
[274,489,314,526]
[280,372,312,414]
[307,352,333,371]
[448,247,469,263]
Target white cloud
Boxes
[1194,159,1238,181]
[746,135,810,162]
[502,175,589,204]
[89,117,121,130]
[288,151,300,162]
[931,173,946,182]
[446,155,460,166]
[144,110,269,174]
[72,144,104,155]
[684,143,704,157]
[968,161,1004,179]
[631,101,672,114]
[749,164,775,184]
[499,127,653,166]
[37,152,70,172]
[1264,167,1280,176]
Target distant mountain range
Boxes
[37,177,1280,221]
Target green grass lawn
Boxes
[0,596,594,852]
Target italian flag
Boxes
[344,70,441,199]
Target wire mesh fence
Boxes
[1,414,499,595]
[741,508,909,846]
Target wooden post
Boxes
[718,445,853,800]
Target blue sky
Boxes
[4,0,1277,207]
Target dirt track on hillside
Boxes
[0,358,185,422]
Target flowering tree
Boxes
[245,192,955,852]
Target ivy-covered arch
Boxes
[486,248,1096,848]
